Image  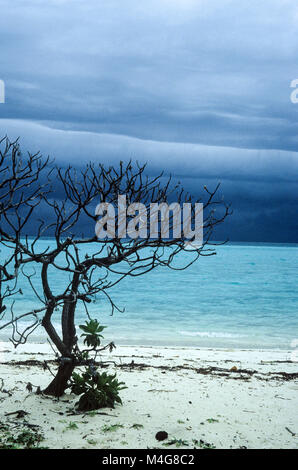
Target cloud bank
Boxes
[0,0,297,241]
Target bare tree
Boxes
[0,137,49,315]
[0,138,230,397]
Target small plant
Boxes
[15,430,44,447]
[193,439,216,449]
[70,320,126,412]
[0,426,45,449]
[130,423,144,430]
[63,422,79,432]
[163,438,189,448]
[101,423,124,433]
[86,410,98,417]
[87,439,97,445]
[206,418,219,424]
[71,369,126,411]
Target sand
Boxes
[0,341,297,449]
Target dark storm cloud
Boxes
[0,1,297,241]
[1,119,297,242]
[1,0,298,149]
[1,119,298,182]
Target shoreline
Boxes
[0,341,297,449]
[0,333,294,351]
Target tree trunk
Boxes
[43,361,75,397]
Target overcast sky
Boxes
[0,0,298,241]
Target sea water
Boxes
[0,241,297,349]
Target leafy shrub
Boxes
[71,368,126,411]
[70,319,126,411]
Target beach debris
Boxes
[261,360,294,364]
[285,427,296,437]
[274,395,290,400]
[155,431,168,441]
[4,410,29,419]
[26,382,33,392]
[230,366,238,372]
[2,358,298,382]
[0,388,12,397]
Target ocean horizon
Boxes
[0,240,297,350]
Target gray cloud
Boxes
[1,119,297,242]
[1,0,298,148]
[0,1,297,241]
[1,118,298,181]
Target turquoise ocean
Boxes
[0,241,297,350]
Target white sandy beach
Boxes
[0,342,297,449]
